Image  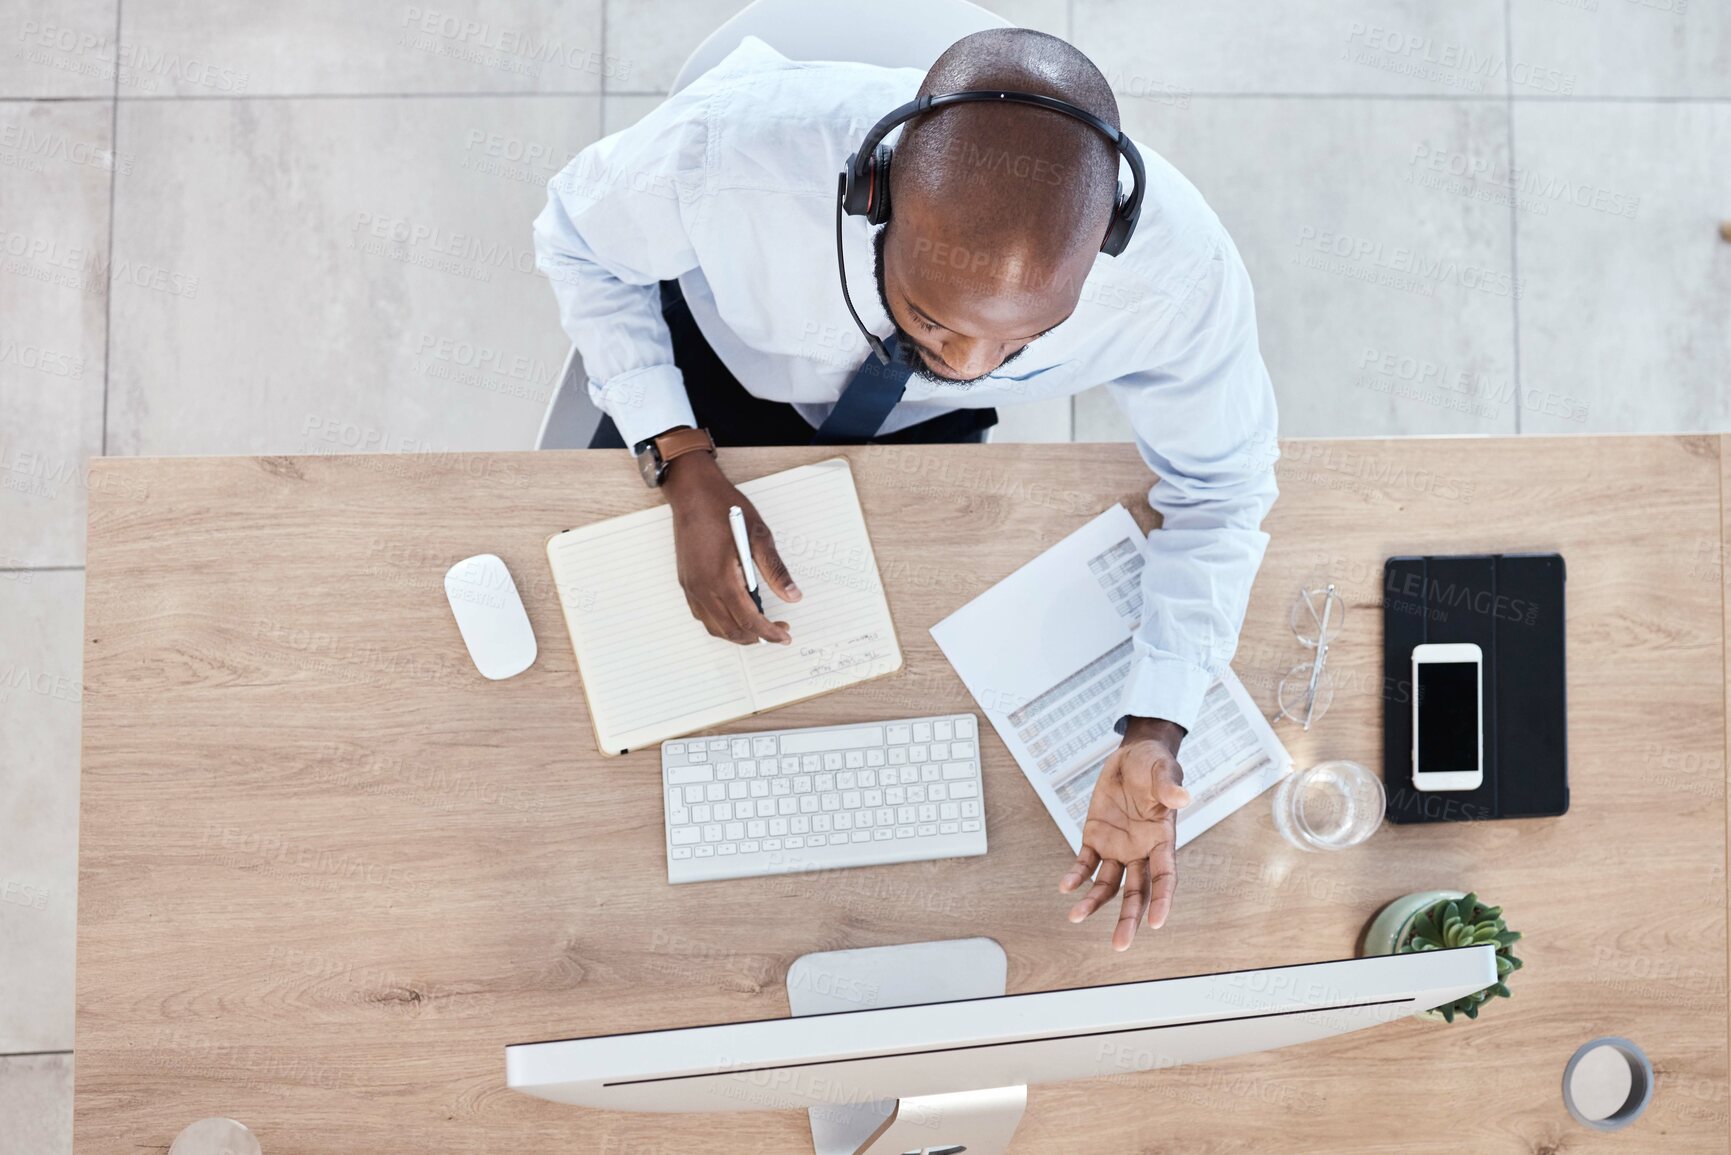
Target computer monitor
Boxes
[507,942,1495,1155]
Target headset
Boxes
[835,90,1147,364]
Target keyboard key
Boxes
[782,726,883,755]
[962,819,982,832]
[821,793,842,812]
[913,722,932,742]
[731,738,751,758]
[740,841,759,854]
[962,800,980,817]
[896,826,915,838]
[956,716,975,738]
[718,763,736,781]
[769,818,788,836]
[898,806,916,824]
[791,816,810,834]
[863,789,883,808]
[754,737,778,757]
[757,800,776,818]
[830,833,849,846]
[799,796,818,814]
[919,804,938,822]
[786,836,805,849]
[670,826,700,845]
[928,785,946,801]
[710,739,728,751]
[838,771,857,790]
[667,765,714,786]
[886,787,905,805]
[780,798,799,816]
[876,808,894,827]
[738,759,756,777]
[844,751,864,769]
[714,802,733,822]
[702,824,722,841]
[866,749,886,767]
[816,773,836,792]
[930,742,950,760]
[794,775,813,794]
[874,829,893,841]
[900,767,919,784]
[666,742,685,756]
[695,845,714,857]
[763,838,782,851]
[725,822,745,840]
[835,812,854,830]
[851,831,871,843]
[917,823,937,836]
[943,762,975,780]
[684,785,704,804]
[824,753,843,771]
[672,846,692,859]
[728,782,748,800]
[855,809,873,828]
[813,814,832,832]
[908,785,926,803]
[940,803,959,820]
[859,770,877,788]
[748,820,767,838]
[910,744,929,762]
[780,757,800,774]
[888,748,908,766]
[934,720,954,741]
[922,765,941,783]
[769,779,788,797]
[887,724,911,744]
[718,843,737,856]
[692,804,712,823]
[756,780,775,798]
[706,783,726,802]
[950,781,980,799]
[688,748,708,763]
[952,741,975,759]
[939,822,959,835]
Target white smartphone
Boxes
[1411,642,1484,791]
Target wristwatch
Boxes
[633,425,715,488]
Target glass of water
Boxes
[1272,760,1384,851]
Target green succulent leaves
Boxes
[1402,892,1523,1024]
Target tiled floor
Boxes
[2,0,1725,1146]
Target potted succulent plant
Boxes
[1362,890,1523,1022]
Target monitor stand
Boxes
[786,938,1026,1155]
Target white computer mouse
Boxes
[444,553,537,680]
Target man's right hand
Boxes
[663,451,801,645]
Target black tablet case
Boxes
[1382,554,1568,823]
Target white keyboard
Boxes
[660,713,987,884]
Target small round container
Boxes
[1271,759,1385,851]
[169,1118,262,1155]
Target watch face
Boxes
[635,445,663,487]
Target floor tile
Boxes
[0,572,83,1054]
[107,96,602,457]
[117,0,604,96]
[1075,0,1509,96]
[1111,96,1518,439]
[602,92,666,134]
[0,100,110,567]
[0,0,116,98]
[1513,101,1731,434]
[603,0,1068,95]
[0,1053,71,1155]
[1511,0,1726,98]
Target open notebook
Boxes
[547,458,903,754]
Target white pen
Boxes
[726,505,766,622]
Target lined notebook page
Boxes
[546,459,902,754]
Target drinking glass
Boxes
[1272,759,1384,851]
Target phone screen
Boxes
[1417,661,1479,774]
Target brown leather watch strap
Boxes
[655,426,715,464]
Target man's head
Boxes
[875,29,1121,385]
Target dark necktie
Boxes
[812,335,913,445]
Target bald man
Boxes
[534,29,1278,950]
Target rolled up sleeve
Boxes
[532,91,713,448]
[1109,236,1279,733]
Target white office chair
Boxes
[532,0,1012,450]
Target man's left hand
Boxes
[1059,717,1191,951]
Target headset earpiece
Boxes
[865,145,893,225]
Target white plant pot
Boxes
[1362,890,1469,1021]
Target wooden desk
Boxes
[78,437,1729,1153]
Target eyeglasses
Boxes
[1275,584,1345,730]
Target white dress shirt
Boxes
[533,36,1278,733]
